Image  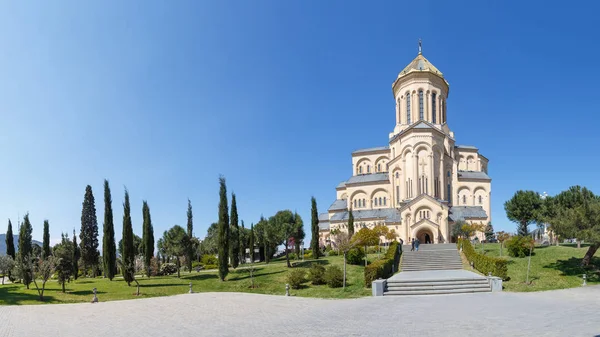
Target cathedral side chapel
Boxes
[319,44,492,246]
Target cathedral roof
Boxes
[328,199,348,211]
[346,173,389,185]
[449,206,488,221]
[397,53,446,82]
[457,170,491,181]
[318,213,330,230]
[455,145,478,150]
[330,208,401,223]
[352,146,389,155]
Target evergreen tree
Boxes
[186,199,193,272]
[53,233,73,293]
[217,176,230,281]
[102,180,117,280]
[485,222,495,241]
[80,185,99,276]
[348,209,355,237]
[72,230,80,280]
[42,220,51,259]
[6,219,15,259]
[239,221,246,264]
[249,223,255,263]
[291,212,305,256]
[122,189,135,286]
[230,193,240,269]
[310,197,319,259]
[504,190,542,236]
[142,200,154,277]
[18,213,33,289]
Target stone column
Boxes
[413,153,418,197]
[429,152,434,197]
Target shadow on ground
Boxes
[544,257,600,281]
[0,285,55,305]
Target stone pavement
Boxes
[1,286,600,337]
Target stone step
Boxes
[387,279,489,287]
[386,283,490,292]
[402,267,463,272]
[402,266,463,270]
[402,264,463,268]
[384,287,491,296]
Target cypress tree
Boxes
[230,193,240,269]
[6,219,15,259]
[186,199,193,272]
[19,213,33,289]
[310,197,319,259]
[122,189,135,286]
[217,176,229,281]
[240,220,246,264]
[42,220,51,259]
[80,185,99,276]
[72,230,80,279]
[249,223,254,263]
[142,201,154,277]
[102,179,117,280]
[348,209,355,237]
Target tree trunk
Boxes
[285,242,291,268]
[62,281,65,293]
[581,243,599,267]
[577,239,581,249]
[177,258,181,278]
[364,245,368,267]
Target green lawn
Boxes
[470,243,600,292]
[0,255,371,305]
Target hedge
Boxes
[364,241,402,287]
[458,238,508,280]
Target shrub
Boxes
[505,235,535,258]
[324,265,343,288]
[304,251,312,259]
[201,254,218,266]
[308,264,326,285]
[159,263,178,276]
[203,264,218,270]
[327,249,339,257]
[458,238,508,280]
[364,241,401,287]
[347,247,366,265]
[286,268,307,289]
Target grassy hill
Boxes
[0,234,43,256]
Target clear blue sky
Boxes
[1,1,599,246]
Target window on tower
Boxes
[377,164,381,172]
[432,93,437,123]
[406,93,411,124]
[419,90,424,120]
[359,166,362,174]
[367,165,370,173]
[462,195,467,205]
[479,195,483,204]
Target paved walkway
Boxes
[1,286,600,336]
[388,269,485,282]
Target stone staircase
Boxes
[382,244,491,296]
[400,243,463,271]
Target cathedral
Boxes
[319,46,492,246]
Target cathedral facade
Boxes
[319,48,492,246]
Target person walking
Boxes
[415,238,420,251]
[411,238,415,251]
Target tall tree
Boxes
[6,219,15,259]
[273,210,298,268]
[310,197,319,259]
[217,176,230,281]
[504,190,542,236]
[485,222,495,241]
[80,185,99,276]
[122,189,135,286]
[102,179,117,280]
[72,230,80,280]
[42,220,51,259]
[142,201,155,277]
[0,255,15,285]
[546,186,600,266]
[53,233,73,293]
[239,221,247,264]
[348,209,355,237]
[248,223,255,263]
[18,213,33,289]
[291,212,305,257]
[230,193,240,269]
[186,199,193,272]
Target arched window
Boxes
[354,200,357,208]
[395,172,399,179]
[378,197,382,205]
[377,164,381,172]
[479,195,483,204]
[406,93,411,124]
[367,165,370,173]
[432,92,437,123]
[374,198,377,206]
[462,195,467,205]
[418,90,424,120]
[362,199,366,208]
[396,185,400,202]
[383,197,387,206]
[359,166,362,174]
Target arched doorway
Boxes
[416,228,434,244]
